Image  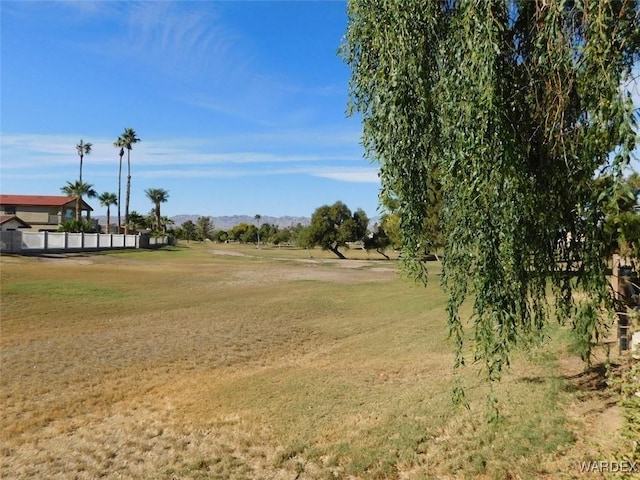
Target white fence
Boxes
[0,231,170,254]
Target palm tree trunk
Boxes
[125,151,131,235]
[106,206,111,233]
[79,154,83,184]
[155,204,161,231]
[117,151,123,232]
[75,197,81,223]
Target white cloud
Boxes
[121,2,243,81]
[312,168,380,184]
[134,166,381,184]
[0,131,375,185]
[0,131,362,166]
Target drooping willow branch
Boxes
[343,0,639,380]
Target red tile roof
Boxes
[0,194,93,211]
[0,194,92,210]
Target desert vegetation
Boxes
[1,243,635,479]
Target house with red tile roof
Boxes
[0,194,93,232]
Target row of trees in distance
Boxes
[172,171,639,263]
[171,201,405,259]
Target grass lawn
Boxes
[0,242,631,479]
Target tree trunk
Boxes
[117,150,123,232]
[329,246,346,259]
[79,154,83,184]
[376,248,390,260]
[106,206,111,234]
[75,197,81,223]
[125,151,131,235]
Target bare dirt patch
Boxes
[210,249,251,257]
[226,263,397,286]
[551,354,627,476]
[209,247,399,285]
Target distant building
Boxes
[0,194,94,232]
[0,214,31,231]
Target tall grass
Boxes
[0,243,625,479]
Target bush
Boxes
[58,219,98,233]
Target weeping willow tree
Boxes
[343,0,639,382]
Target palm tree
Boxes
[162,216,175,232]
[76,139,92,184]
[61,180,97,222]
[120,128,141,234]
[113,136,126,231]
[126,210,147,232]
[145,188,169,231]
[98,192,118,233]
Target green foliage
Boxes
[177,220,197,242]
[60,180,98,223]
[287,222,308,247]
[75,139,92,184]
[258,222,278,244]
[343,0,640,380]
[603,173,640,258]
[98,192,118,233]
[607,359,640,464]
[126,210,148,231]
[195,216,214,241]
[144,188,169,231]
[295,225,314,250]
[97,192,117,208]
[305,201,369,259]
[58,219,98,233]
[228,222,258,243]
[240,225,258,244]
[364,222,392,258]
[118,127,141,233]
[271,227,291,245]
[210,229,228,243]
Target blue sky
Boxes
[1,1,638,220]
[1,0,379,218]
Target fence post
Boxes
[43,231,48,250]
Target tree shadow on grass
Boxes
[518,361,620,394]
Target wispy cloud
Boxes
[48,1,247,87]
[118,166,380,183]
[1,130,362,160]
[311,168,380,183]
[0,131,375,184]
[44,1,347,129]
[122,2,245,81]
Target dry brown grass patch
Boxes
[1,243,629,479]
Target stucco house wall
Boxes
[0,215,31,231]
[0,195,93,232]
